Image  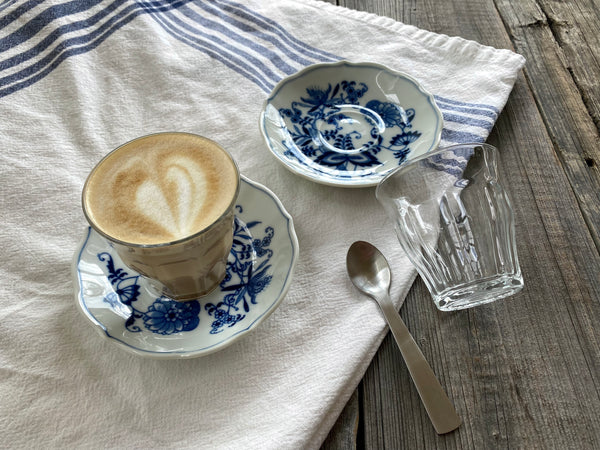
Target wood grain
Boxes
[496,0,600,250]
[320,0,600,448]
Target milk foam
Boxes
[135,155,208,238]
[83,133,238,245]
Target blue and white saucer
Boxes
[72,176,298,359]
[260,61,443,187]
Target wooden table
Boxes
[321,0,600,448]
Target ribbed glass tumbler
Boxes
[376,143,523,311]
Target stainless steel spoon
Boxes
[346,241,461,434]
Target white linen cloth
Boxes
[0,0,525,448]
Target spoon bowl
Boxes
[346,241,391,299]
[346,241,461,434]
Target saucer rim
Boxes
[259,60,443,188]
[72,175,299,359]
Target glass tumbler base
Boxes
[433,274,524,311]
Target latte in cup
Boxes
[82,132,240,300]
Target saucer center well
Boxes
[316,104,385,154]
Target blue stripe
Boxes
[0,0,128,71]
[142,0,342,93]
[0,0,106,50]
[146,6,274,92]
[423,161,463,178]
[197,1,314,70]
[436,100,498,120]
[1,2,140,95]
[177,3,287,85]
[0,0,27,17]
[439,103,498,120]
[424,149,474,178]
[1,0,66,30]
[214,0,339,63]
[0,0,191,98]
[0,0,503,145]
[441,128,486,143]
[434,149,473,163]
[441,111,493,131]
[435,94,499,113]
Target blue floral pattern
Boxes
[99,252,201,335]
[278,80,422,170]
[204,208,273,334]
[143,300,200,335]
[98,216,274,336]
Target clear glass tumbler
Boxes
[376,143,523,311]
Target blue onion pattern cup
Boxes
[376,143,524,311]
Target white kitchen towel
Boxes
[0,1,525,448]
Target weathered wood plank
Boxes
[495,0,600,250]
[536,0,600,129]
[320,390,360,449]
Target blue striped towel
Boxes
[0,1,524,448]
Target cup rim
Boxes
[375,142,496,198]
[82,131,241,249]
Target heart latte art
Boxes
[83,133,239,245]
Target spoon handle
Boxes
[378,294,461,434]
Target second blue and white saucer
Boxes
[260,61,443,187]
